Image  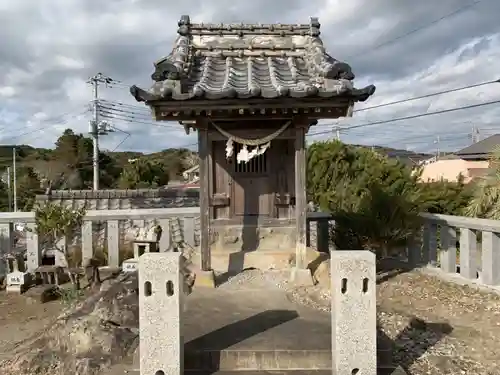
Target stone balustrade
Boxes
[3,206,498,288]
[310,211,500,287]
[0,208,200,275]
[418,213,500,286]
[0,208,332,277]
[0,212,39,274]
[73,207,200,270]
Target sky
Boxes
[1,0,500,154]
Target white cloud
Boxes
[53,56,85,70]
[0,86,15,97]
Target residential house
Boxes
[419,134,500,183]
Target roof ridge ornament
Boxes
[178,15,191,36]
[309,17,321,37]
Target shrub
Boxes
[307,140,470,256]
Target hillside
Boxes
[0,145,198,179]
[0,145,44,169]
[354,144,432,166]
[0,142,429,177]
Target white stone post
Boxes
[139,252,183,375]
[330,250,377,375]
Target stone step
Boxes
[114,367,406,374]
[184,372,331,374]
[123,371,330,375]
[184,369,406,374]
[184,349,331,371]
[132,348,397,372]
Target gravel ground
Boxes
[215,268,500,375]
[1,266,499,374]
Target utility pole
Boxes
[471,126,480,143]
[333,125,341,141]
[87,73,113,191]
[433,136,440,160]
[6,167,11,211]
[12,148,17,211]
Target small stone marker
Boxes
[6,271,29,293]
[139,252,183,375]
[122,259,138,272]
[330,250,376,375]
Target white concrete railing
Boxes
[0,212,39,274]
[417,213,500,286]
[0,207,330,275]
[0,207,200,273]
[303,211,500,287]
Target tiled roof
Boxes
[456,134,500,158]
[130,16,375,103]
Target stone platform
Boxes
[114,287,401,374]
[183,289,331,371]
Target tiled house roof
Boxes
[456,134,500,159]
[130,16,375,103]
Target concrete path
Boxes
[182,288,332,371]
[109,285,400,374]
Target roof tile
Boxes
[130,16,375,103]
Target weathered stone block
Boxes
[139,252,183,375]
[290,266,315,286]
[211,225,296,252]
[330,250,376,375]
[194,269,216,288]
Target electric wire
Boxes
[308,98,500,137]
[0,108,91,144]
[346,0,484,59]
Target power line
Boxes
[314,78,500,129]
[100,105,151,118]
[0,109,90,143]
[100,99,151,113]
[351,78,499,114]
[332,131,485,154]
[54,135,198,188]
[99,112,184,129]
[98,107,184,129]
[347,0,483,59]
[308,98,500,137]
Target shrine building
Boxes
[130,15,375,282]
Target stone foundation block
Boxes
[289,267,315,286]
[194,269,216,288]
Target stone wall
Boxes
[35,189,201,256]
[34,189,325,254]
[35,188,200,210]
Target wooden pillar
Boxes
[294,121,308,269]
[197,119,211,271]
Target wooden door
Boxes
[231,144,271,217]
[233,176,270,216]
